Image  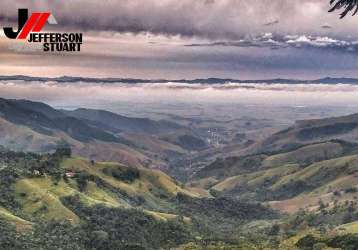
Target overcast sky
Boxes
[0,0,358,79]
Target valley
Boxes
[2,0,358,248]
[2,96,358,249]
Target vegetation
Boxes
[0,148,281,249]
[3,98,358,248]
[329,0,358,18]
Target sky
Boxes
[0,0,358,79]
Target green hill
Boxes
[193,139,358,212]
[0,148,278,249]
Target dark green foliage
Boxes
[0,219,22,250]
[298,123,358,140]
[176,194,277,221]
[62,196,191,250]
[174,193,278,238]
[0,167,19,210]
[54,147,72,158]
[256,179,313,201]
[195,154,266,180]
[22,221,86,250]
[342,204,358,224]
[209,188,222,198]
[286,202,358,231]
[326,234,358,250]
[297,233,358,250]
[75,172,90,192]
[0,220,87,250]
[345,187,358,193]
[82,206,190,250]
[267,224,280,236]
[296,234,318,250]
[102,167,140,183]
[333,190,341,196]
[177,134,206,151]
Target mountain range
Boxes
[2,75,358,84]
[0,98,206,170]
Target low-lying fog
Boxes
[1,81,358,123]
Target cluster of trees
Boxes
[297,233,358,250]
[174,194,278,239]
[102,167,140,183]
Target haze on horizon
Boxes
[2,80,358,111]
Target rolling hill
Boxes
[0,98,119,143]
[192,127,358,213]
[255,113,358,154]
[63,108,183,134]
[187,120,358,249]
[0,98,201,170]
[2,97,358,249]
[0,148,278,249]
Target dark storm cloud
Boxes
[0,0,357,80]
[0,0,352,40]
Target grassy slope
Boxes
[62,158,198,197]
[195,141,346,183]
[261,142,344,168]
[267,155,358,213]
[212,164,300,192]
[0,206,32,231]
[203,147,358,214]
[7,157,201,225]
[270,155,358,190]
[338,221,358,234]
[15,178,81,224]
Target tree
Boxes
[54,147,72,158]
[268,224,280,236]
[0,220,21,249]
[329,0,358,18]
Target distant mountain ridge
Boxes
[63,108,182,134]
[0,98,120,143]
[0,98,197,168]
[2,75,358,84]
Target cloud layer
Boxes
[2,80,358,109]
[0,0,355,39]
[187,33,358,53]
[0,1,357,79]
